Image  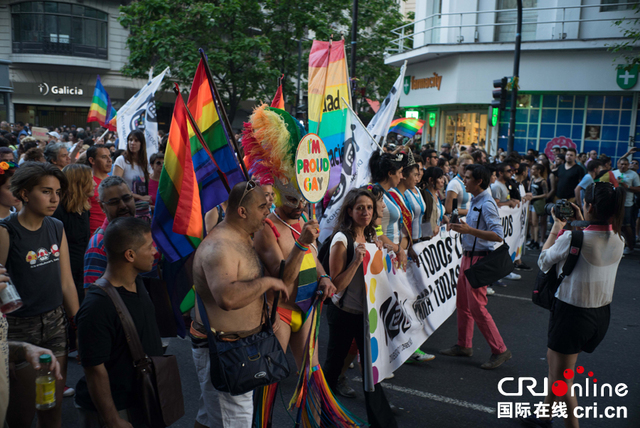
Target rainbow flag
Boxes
[87,75,116,130]
[308,40,350,189]
[271,78,285,110]
[389,118,425,138]
[151,60,244,262]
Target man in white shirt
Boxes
[490,164,519,208]
[445,154,474,215]
[612,157,640,254]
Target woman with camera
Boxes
[526,182,625,428]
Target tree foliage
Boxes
[609,4,640,69]
[118,0,407,121]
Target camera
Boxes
[450,209,460,224]
[544,199,575,221]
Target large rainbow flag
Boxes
[389,118,425,138]
[87,75,117,130]
[151,60,245,262]
[308,40,350,189]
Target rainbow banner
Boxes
[388,118,425,138]
[87,75,117,130]
[271,77,285,110]
[152,60,244,262]
[308,40,350,189]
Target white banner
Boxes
[319,63,406,242]
[362,200,530,388]
[115,67,169,161]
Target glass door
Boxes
[444,111,488,150]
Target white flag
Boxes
[115,67,169,161]
[318,63,407,242]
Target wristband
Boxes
[294,240,309,252]
[375,225,383,236]
[319,274,332,282]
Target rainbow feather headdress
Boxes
[242,104,305,207]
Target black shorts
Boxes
[548,299,610,354]
[623,206,633,226]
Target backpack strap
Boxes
[559,230,584,280]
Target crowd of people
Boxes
[0,119,632,428]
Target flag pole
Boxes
[198,49,249,180]
[174,84,231,194]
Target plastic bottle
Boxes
[35,354,56,410]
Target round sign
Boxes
[295,133,331,204]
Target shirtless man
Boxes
[254,191,336,369]
[193,181,289,428]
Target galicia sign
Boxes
[38,82,84,96]
[616,65,638,90]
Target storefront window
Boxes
[444,112,488,149]
[11,1,108,59]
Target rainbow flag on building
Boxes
[308,40,350,189]
[151,59,244,262]
[87,75,116,130]
[388,118,425,138]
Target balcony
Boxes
[388,2,637,56]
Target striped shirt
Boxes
[380,188,403,244]
[83,218,159,288]
[405,188,425,241]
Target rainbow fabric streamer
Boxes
[152,59,245,262]
[308,39,350,189]
[87,75,117,130]
[253,383,279,428]
[288,300,364,428]
[388,118,425,138]
[271,78,285,110]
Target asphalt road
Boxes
[60,250,640,428]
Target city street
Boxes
[62,250,640,428]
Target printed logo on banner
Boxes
[379,292,412,346]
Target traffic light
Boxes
[491,77,509,111]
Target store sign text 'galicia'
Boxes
[38,82,84,96]
[404,73,443,95]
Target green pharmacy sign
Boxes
[429,112,436,127]
[491,108,499,127]
[617,65,638,90]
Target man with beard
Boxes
[254,187,336,369]
[192,181,289,427]
[83,176,159,290]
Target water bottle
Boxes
[35,354,56,410]
[0,274,23,314]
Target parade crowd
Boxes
[0,120,632,428]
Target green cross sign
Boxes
[404,76,411,95]
[617,65,638,90]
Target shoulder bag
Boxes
[318,231,355,308]
[464,206,515,289]
[532,230,583,310]
[195,261,290,396]
[95,278,184,428]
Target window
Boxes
[600,0,639,12]
[495,0,538,42]
[11,1,108,59]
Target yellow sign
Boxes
[295,133,331,203]
[411,73,442,91]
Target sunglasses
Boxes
[239,180,258,206]
[155,160,164,166]
[101,193,134,206]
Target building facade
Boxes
[385,0,640,161]
[0,0,179,128]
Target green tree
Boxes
[609,4,640,68]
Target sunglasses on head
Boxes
[239,180,258,206]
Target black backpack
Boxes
[318,231,355,308]
[532,230,583,310]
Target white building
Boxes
[0,0,177,128]
[385,0,640,160]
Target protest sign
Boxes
[31,127,49,141]
[498,201,530,261]
[295,133,331,204]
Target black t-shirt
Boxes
[556,163,585,199]
[0,214,64,317]
[75,280,163,411]
[53,206,90,290]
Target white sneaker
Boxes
[505,272,521,280]
[385,373,395,379]
[407,349,436,362]
[486,287,495,295]
[623,247,632,255]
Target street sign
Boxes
[617,65,638,90]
